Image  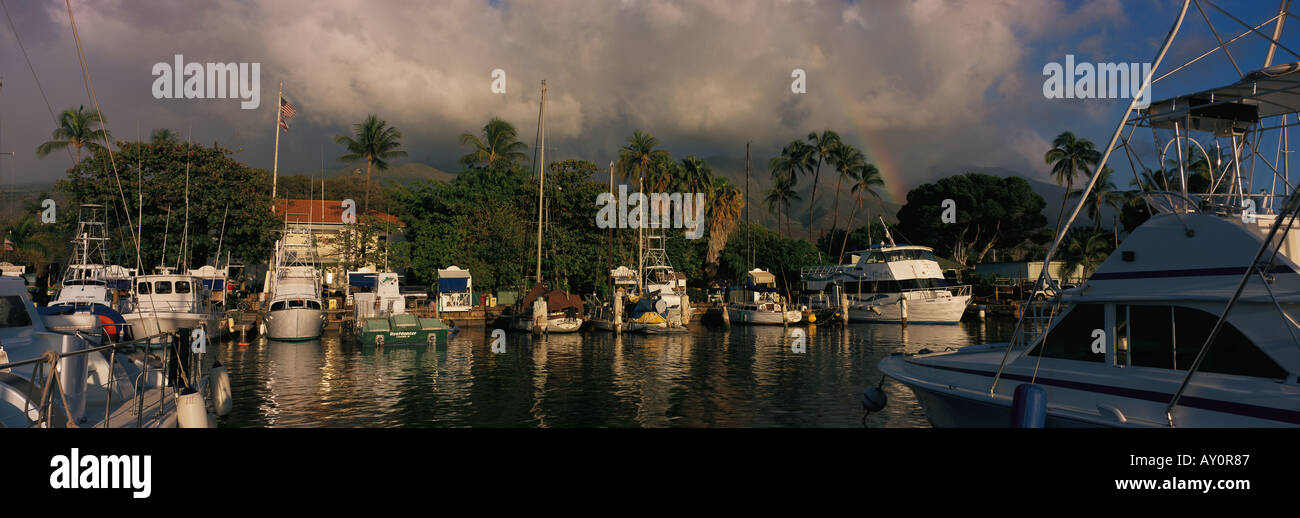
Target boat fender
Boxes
[861,385,887,412]
[177,387,209,428]
[210,361,233,416]
[1011,383,1047,428]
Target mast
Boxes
[271,82,283,208]
[745,141,751,269]
[534,80,547,283]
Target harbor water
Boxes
[215,320,1016,427]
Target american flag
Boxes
[3,238,13,252]
[279,97,296,132]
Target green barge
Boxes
[358,313,447,347]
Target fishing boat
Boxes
[881,3,1300,427]
[350,270,446,347]
[261,224,325,341]
[39,204,135,341]
[632,233,692,333]
[726,268,802,325]
[802,239,971,324]
[121,266,222,343]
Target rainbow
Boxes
[852,126,907,204]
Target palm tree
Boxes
[1058,228,1110,280]
[840,163,884,262]
[36,106,111,163]
[1044,131,1100,234]
[678,156,713,229]
[1067,166,1124,230]
[705,176,744,279]
[762,176,799,238]
[334,115,407,214]
[827,142,865,252]
[1,214,54,273]
[767,139,811,187]
[805,130,841,242]
[616,131,670,190]
[458,117,530,170]
[150,128,179,147]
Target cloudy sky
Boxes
[0,0,1288,203]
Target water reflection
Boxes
[216,320,1014,428]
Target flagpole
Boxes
[271,82,283,208]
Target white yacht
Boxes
[803,243,971,324]
[262,227,325,341]
[880,27,1300,427]
[726,268,801,325]
[123,267,220,341]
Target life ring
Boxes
[97,314,119,341]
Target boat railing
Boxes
[800,264,852,279]
[899,285,971,298]
[1008,299,1060,351]
[0,331,183,428]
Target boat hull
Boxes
[848,294,970,324]
[726,307,802,325]
[264,308,324,341]
[511,315,584,333]
[122,311,214,340]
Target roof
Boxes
[1147,61,1300,135]
[746,268,776,285]
[273,199,402,226]
[437,266,471,279]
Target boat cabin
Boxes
[436,266,473,312]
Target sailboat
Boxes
[261,212,325,341]
[725,143,801,325]
[510,79,585,334]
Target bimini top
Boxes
[845,243,931,254]
[746,268,776,286]
[1147,61,1300,135]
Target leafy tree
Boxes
[1058,228,1112,280]
[57,141,277,270]
[36,106,112,163]
[895,172,1048,266]
[151,129,179,147]
[335,114,407,214]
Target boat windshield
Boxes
[863,252,886,264]
[175,281,191,294]
[886,249,937,262]
[154,281,172,294]
[0,296,33,328]
[136,282,151,295]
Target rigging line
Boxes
[1193,0,1244,77]
[1151,15,1275,84]
[1201,0,1300,62]
[0,0,75,165]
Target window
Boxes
[154,281,172,294]
[1173,307,1287,379]
[270,301,285,311]
[899,278,948,290]
[0,296,33,328]
[864,252,885,264]
[1128,305,1174,369]
[306,300,322,310]
[288,299,305,308]
[885,251,906,262]
[136,282,151,295]
[920,250,938,262]
[175,281,191,294]
[1029,304,1104,362]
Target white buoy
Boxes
[177,387,210,428]
[210,361,232,417]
